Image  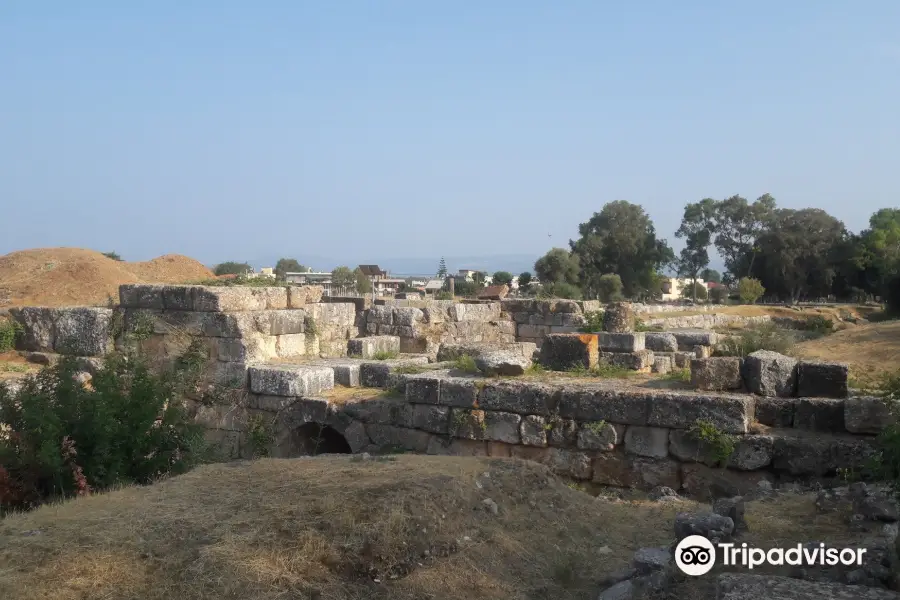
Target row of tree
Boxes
[531,197,900,306]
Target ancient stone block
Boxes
[754,397,796,427]
[674,512,734,543]
[518,324,551,338]
[772,431,878,476]
[645,332,678,353]
[440,379,479,408]
[450,409,487,440]
[591,452,679,490]
[192,286,270,312]
[411,404,450,434]
[342,421,371,452]
[598,332,646,352]
[287,285,324,307]
[647,391,753,434]
[845,396,895,434]
[477,380,557,415]
[52,307,113,356]
[483,411,522,444]
[680,464,773,499]
[591,452,636,487]
[405,375,441,404]
[331,363,361,387]
[267,311,307,335]
[694,345,712,358]
[672,330,717,350]
[365,424,431,453]
[603,302,635,333]
[393,307,424,327]
[691,357,743,391]
[9,307,54,352]
[248,365,334,397]
[546,448,593,480]
[475,349,531,376]
[576,421,618,451]
[794,398,845,432]
[538,333,599,370]
[600,349,654,371]
[194,404,248,431]
[742,350,798,397]
[797,361,850,399]
[358,357,429,388]
[119,284,165,309]
[652,355,674,374]
[248,394,297,412]
[728,435,775,470]
[275,333,306,359]
[347,335,401,358]
[547,418,579,447]
[624,426,669,458]
[449,303,501,322]
[160,285,199,311]
[520,415,548,447]
[558,387,651,426]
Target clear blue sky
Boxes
[2,2,898,267]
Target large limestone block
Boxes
[794,398,845,432]
[623,426,669,458]
[691,357,744,391]
[538,333,599,370]
[797,360,850,399]
[475,349,531,376]
[477,380,558,415]
[10,307,56,352]
[358,357,430,388]
[598,332,645,352]
[772,430,878,476]
[248,365,334,397]
[449,303,501,322]
[755,397,796,427]
[845,396,895,434]
[287,285,324,307]
[600,349,654,371]
[558,387,651,425]
[118,284,165,309]
[347,335,400,358]
[53,307,113,356]
[602,302,635,333]
[743,350,797,397]
[672,330,717,350]
[191,286,290,312]
[645,332,678,352]
[647,391,754,434]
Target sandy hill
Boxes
[0,248,214,308]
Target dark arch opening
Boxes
[294,423,352,455]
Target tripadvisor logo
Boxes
[674,535,867,577]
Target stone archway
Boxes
[292,422,353,456]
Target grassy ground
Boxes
[794,319,900,386]
[0,455,870,600]
[0,351,39,382]
[645,304,879,320]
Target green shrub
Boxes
[688,420,736,467]
[191,276,282,287]
[435,291,453,300]
[0,318,22,352]
[708,286,728,304]
[372,350,399,360]
[797,315,834,336]
[0,348,208,513]
[580,311,604,333]
[453,355,479,374]
[662,367,691,383]
[714,323,795,357]
[538,282,582,300]
[737,277,765,304]
[596,274,624,303]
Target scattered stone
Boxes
[347,335,400,359]
[652,355,673,374]
[632,547,672,575]
[482,498,499,515]
[716,573,900,600]
[645,332,678,353]
[648,486,679,501]
[691,357,744,391]
[475,349,531,376]
[797,361,850,399]
[742,350,798,397]
[855,496,899,523]
[674,511,735,543]
[713,497,747,532]
[598,332,645,352]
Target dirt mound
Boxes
[0,248,213,308]
[0,455,682,600]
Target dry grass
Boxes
[0,247,213,308]
[0,455,877,600]
[0,351,39,381]
[645,304,876,320]
[0,455,686,600]
[794,319,900,385]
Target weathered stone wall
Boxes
[10,306,114,356]
[226,371,885,493]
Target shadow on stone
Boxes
[294,423,352,455]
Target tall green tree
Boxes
[354,268,373,294]
[517,271,533,291]
[700,268,722,283]
[437,257,448,278]
[213,261,252,276]
[331,266,356,288]
[569,201,673,299]
[711,194,776,281]
[751,208,846,302]
[862,208,900,293]
[534,248,580,286]
[492,271,513,286]
[274,258,309,280]
[675,199,716,302]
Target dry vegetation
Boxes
[794,319,900,385]
[645,304,878,320]
[0,351,39,382]
[0,247,214,308]
[0,454,870,600]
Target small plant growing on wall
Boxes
[688,419,736,467]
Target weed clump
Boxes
[453,354,480,374]
[715,322,795,357]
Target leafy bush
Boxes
[0,348,208,513]
[101,251,123,261]
[435,291,453,300]
[708,286,728,304]
[372,350,399,360]
[737,277,765,304]
[538,282,582,300]
[688,420,736,467]
[886,275,900,317]
[715,323,795,357]
[596,274,623,302]
[0,318,22,352]
[213,261,253,276]
[580,311,604,333]
[680,281,708,301]
[797,315,834,336]
[452,355,479,374]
